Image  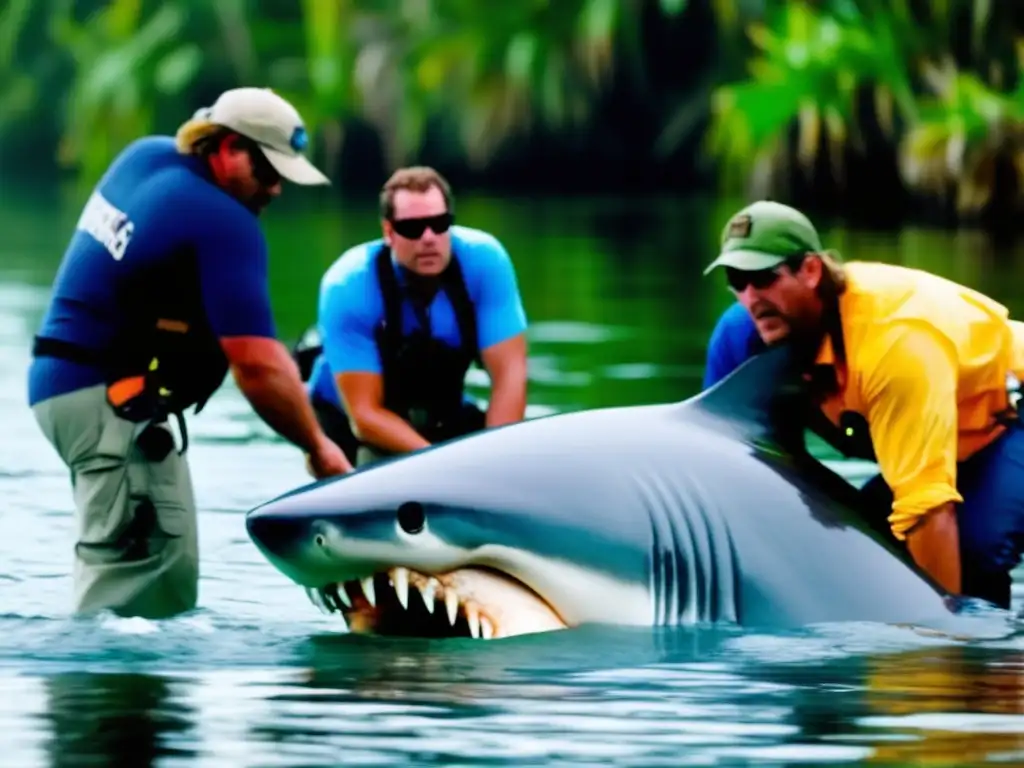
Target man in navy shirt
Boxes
[28,87,352,621]
[301,166,529,466]
[703,300,765,389]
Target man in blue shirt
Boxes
[28,87,352,621]
[302,166,529,466]
[703,300,765,389]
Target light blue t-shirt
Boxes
[308,225,528,408]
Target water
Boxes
[0,188,1021,766]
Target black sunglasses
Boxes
[247,146,281,188]
[390,212,454,240]
[725,254,808,292]
[725,266,784,292]
[227,134,280,187]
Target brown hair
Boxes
[379,166,453,219]
[175,118,228,155]
[173,118,261,161]
[817,251,847,296]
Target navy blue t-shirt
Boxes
[702,301,765,389]
[28,136,276,406]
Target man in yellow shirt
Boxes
[702,200,1024,610]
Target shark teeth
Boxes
[317,568,501,640]
[360,576,376,607]
[445,589,459,625]
[332,584,351,609]
[307,584,350,630]
[304,587,328,613]
[391,567,409,609]
[419,578,438,614]
[465,604,480,639]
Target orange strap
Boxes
[107,375,146,407]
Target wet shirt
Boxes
[813,261,1024,540]
[28,136,276,406]
[308,226,528,409]
[703,301,765,388]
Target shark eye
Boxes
[397,501,425,535]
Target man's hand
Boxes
[337,372,432,454]
[305,437,353,479]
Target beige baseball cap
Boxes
[193,87,329,185]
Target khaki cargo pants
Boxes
[32,384,199,619]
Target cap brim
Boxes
[702,249,788,276]
[263,147,330,186]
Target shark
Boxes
[245,345,959,640]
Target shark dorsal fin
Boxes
[678,343,808,450]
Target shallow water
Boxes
[0,192,1021,766]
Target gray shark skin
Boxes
[245,344,957,632]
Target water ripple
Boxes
[0,270,1021,765]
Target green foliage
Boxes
[707,2,918,193]
[705,0,1024,218]
[51,0,202,185]
[0,0,37,137]
[1,0,1022,222]
[899,62,1024,215]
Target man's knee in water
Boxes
[419,400,487,444]
[75,494,181,564]
[74,492,197,619]
[455,400,486,435]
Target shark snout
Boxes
[246,510,320,562]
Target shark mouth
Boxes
[306,566,568,640]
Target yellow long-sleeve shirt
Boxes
[813,262,1024,540]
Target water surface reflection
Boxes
[0,626,1013,765]
[1,192,1023,765]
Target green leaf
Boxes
[155,46,202,93]
[659,0,688,16]
[581,0,618,40]
[0,0,31,72]
[505,32,537,85]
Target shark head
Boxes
[245,417,665,639]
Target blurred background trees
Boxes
[2,0,1022,229]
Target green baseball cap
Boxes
[703,200,823,275]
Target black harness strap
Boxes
[374,248,405,359]
[801,301,876,462]
[32,335,191,455]
[441,255,481,364]
[32,336,107,366]
[373,246,480,361]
